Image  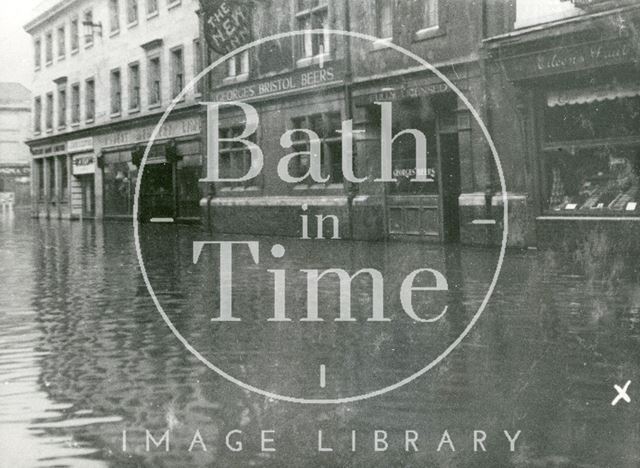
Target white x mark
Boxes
[611,380,631,406]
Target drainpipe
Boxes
[343,0,356,239]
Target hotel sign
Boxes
[212,61,344,103]
[501,37,638,80]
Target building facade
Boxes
[25,0,204,222]
[485,0,640,250]
[0,83,31,207]
[199,0,524,244]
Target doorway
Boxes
[140,162,175,221]
[80,175,95,218]
[439,132,461,242]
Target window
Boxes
[111,69,122,115]
[45,31,53,64]
[148,55,161,106]
[288,112,344,185]
[193,39,203,94]
[57,25,65,58]
[34,38,41,70]
[218,127,258,188]
[296,0,329,60]
[58,86,66,128]
[171,47,184,98]
[127,0,138,24]
[71,83,80,123]
[85,78,95,121]
[109,0,120,33]
[34,97,42,133]
[84,10,94,46]
[421,0,439,30]
[128,62,140,110]
[45,93,53,130]
[226,50,249,79]
[376,0,393,39]
[71,17,79,52]
[147,0,158,17]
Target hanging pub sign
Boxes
[199,0,253,55]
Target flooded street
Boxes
[1,212,639,467]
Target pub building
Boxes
[485,0,640,249]
[200,0,511,244]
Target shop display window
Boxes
[546,146,639,213]
[103,151,138,216]
[218,127,258,188]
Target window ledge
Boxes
[57,125,66,131]
[46,128,53,133]
[45,61,53,67]
[85,118,94,125]
[413,26,444,42]
[58,55,65,62]
[110,111,122,119]
[296,53,332,68]
[84,42,94,49]
[71,48,79,55]
[70,121,80,128]
[167,1,181,10]
[34,131,42,136]
[372,38,392,50]
[127,20,138,29]
[128,107,140,115]
[147,11,159,20]
[35,66,41,72]
[222,73,249,84]
[148,103,161,111]
[109,28,120,38]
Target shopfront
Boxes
[68,137,96,219]
[30,142,70,219]
[488,15,640,250]
[97,114,202,222]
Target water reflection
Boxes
[0,214,638,467]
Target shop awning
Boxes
[547,82,640,107]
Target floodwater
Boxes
[1,211,639,467]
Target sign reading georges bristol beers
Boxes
[137,31,506,404]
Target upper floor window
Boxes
[34,97,42,133]
[193,38,203,94]
[109,0,121,33]
[128,62,141,110]
[45,92,53,130]
[57,25,66,59]
[34,38,41,70]
[110,69,122,115]
[288,112,344,185]
[127,0,139,25]
[85,78,95,122]
[57,85,67,128]
[295,0,329,60]
[71,83,80,124]
[421,0,439,30]
[226,50,249,80]
[148,54,161,106]
[84,10,94,46]
[376,0,393,39]
[71,17,79,52]
[171,47,185,98]
[147,0,158,17]
[45,31,53,64]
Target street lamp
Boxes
[82,20,103,42]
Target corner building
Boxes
[25,0,204,222]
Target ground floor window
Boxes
[218,127,258,188]
[546,146,639,213]
[36,160,44,201]
[289,112,343,185]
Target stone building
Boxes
[198,0,524,245]
[0,83,31,207]
[25,0,204,221]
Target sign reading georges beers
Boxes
[135,31,507,404]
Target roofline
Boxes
[484,3,640,45]
[24,0,80,34]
